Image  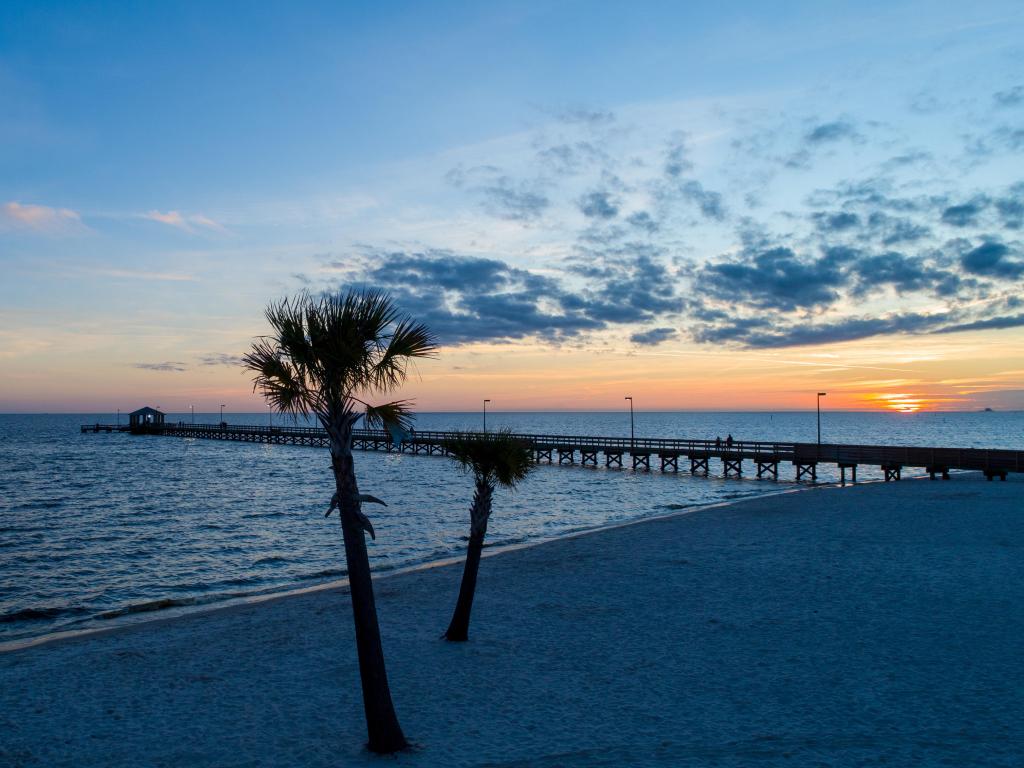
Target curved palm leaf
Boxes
[443,429,535,489]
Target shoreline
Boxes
[1,480,823,654]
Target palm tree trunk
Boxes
[444,477,493,642]
[330,425,407,754]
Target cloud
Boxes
[993,126,1024,151]
[850,252,934,296]
[941,197,989,227]
[994,85,1024,108]
[935,313,1024,334]
[95,268,197,282]
[960,240,1024,279]
[557,107,615,126]
[630,327,678,346]
[535,141,606,176]
[332,246,685,345]
[1,201,83,233]
[693,311,952,348]
[804,120,860,144]
[880,150,932,170]
[864,213,932,245]
[813,211,860,232]
[142,210,225,233]
[466,176,549,222]
[678,181,726,220]
[357,250,601,344]
[197,353,245,367]
[663,133,693,178]
[567,245,684,323]
[696,245,851,312]
[578,190,619,219]
[626,211,659,233]
[134,362,188,372]
[995,185,1024,229]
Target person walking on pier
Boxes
[715,436,722,449]
[726,434,734,448]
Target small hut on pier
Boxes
[129,406,165,432]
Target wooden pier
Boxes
[82,422,1023,482]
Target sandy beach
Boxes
[2,472,1022,767]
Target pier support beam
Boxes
[926,465,950,480]
[838,462,857,485]
[882,464,902,482]
[604,451,623,468]
[690,455,709,475]
[722,456,742,478]
[535,447,553,464]
[794,461,817,482]
[756,460,779,480]
[581,450,598,466]
[631,452,651,471]
[557,447,575,465]
[659,453,679,472]
[984,468,1008,481]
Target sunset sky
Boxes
[2,1,1023,413]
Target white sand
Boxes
[2,472,1022,767]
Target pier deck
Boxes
[82,421,1022,482]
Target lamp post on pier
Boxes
[625,396,634,447]
[190,404,194,425]
[220,404,226,426]
[116,408,120,426]
[268,404,273,429]
[817,392,827,445]
[483,399,490,433]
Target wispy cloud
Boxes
[134,361,188,372]
[94,268,197,282]
[1,201,84,233]
[142,210,226,234]
[197,353,245,367]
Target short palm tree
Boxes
[244,289,437,754]
[442,430,534,641]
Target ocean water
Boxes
[1,410,1020,644]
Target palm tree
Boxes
[442,430,534,642]
[243,289,437,753]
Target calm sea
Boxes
[1,410,1020,643]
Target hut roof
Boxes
[129,406,165,417]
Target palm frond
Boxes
[442,429,535,489]
[363,400,416,432]
[371,318,439,392]
[245,288,435,429]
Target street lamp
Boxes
[116,408,120,425]
[268,404,273,429]
[220,404,226,425]
[817,392,827,445]
[190,404,194,425]
[625,396,634,447]
[483,399,490,433]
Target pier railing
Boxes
[83,421,1022,480]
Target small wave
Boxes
[97,597,197,620]
[253,556,289,566]
[299,568,347,581]
[659,503,691,510]
[0,606,90,624]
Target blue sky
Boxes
[1,1,1023,411]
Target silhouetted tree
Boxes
[244,290,436,753]
[442,430,534,641]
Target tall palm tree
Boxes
[442,430,534,642]
[243,289,437,754]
